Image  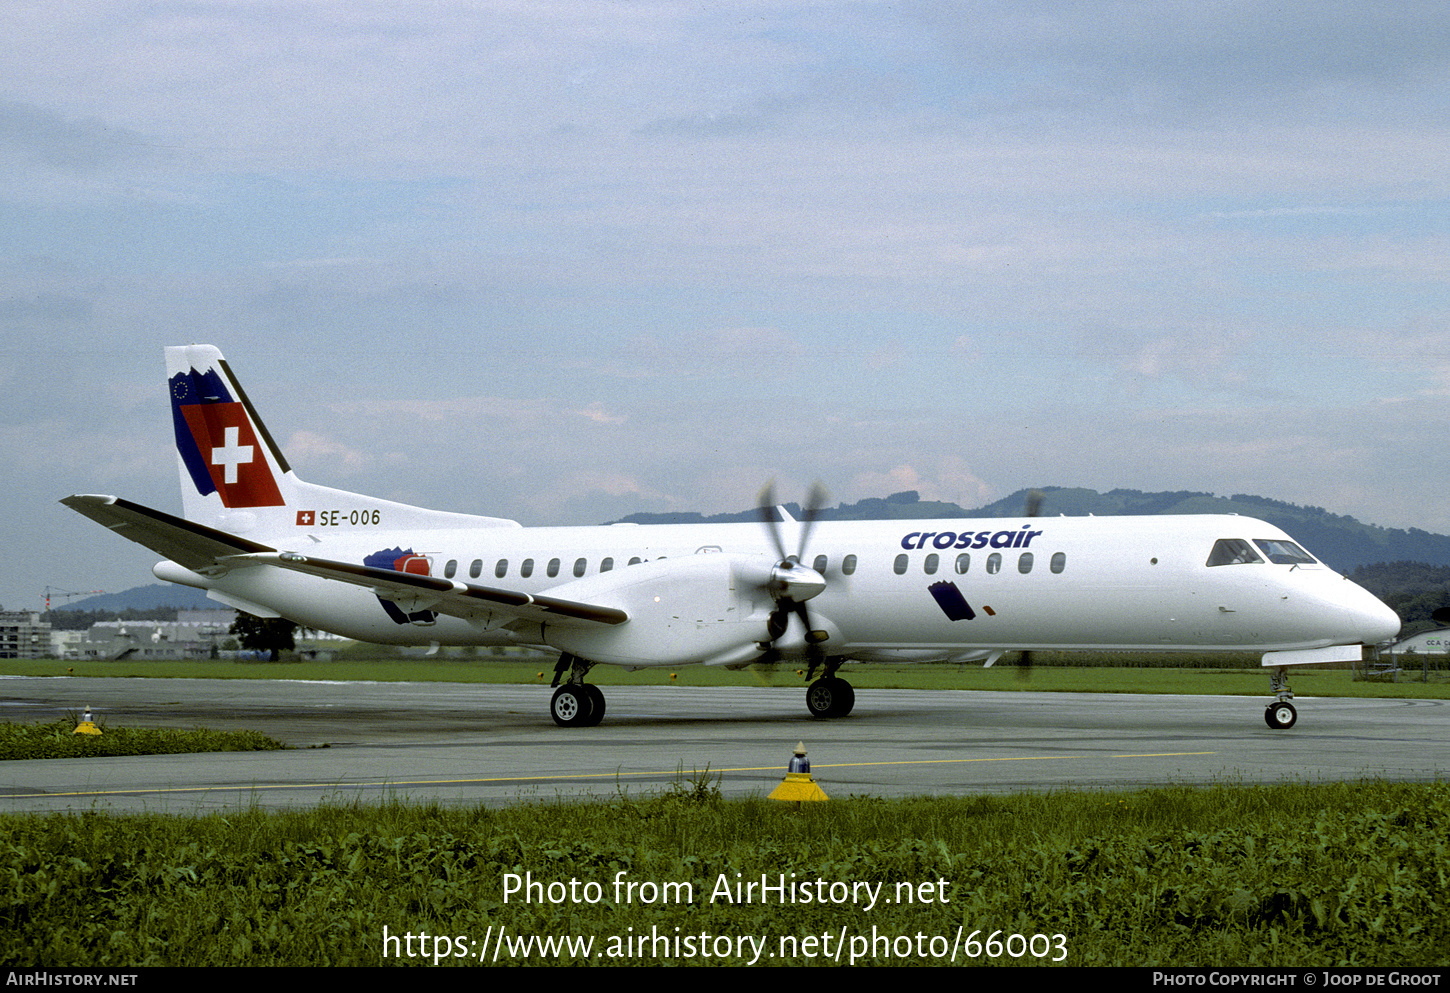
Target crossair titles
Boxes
[900,526,1044,550]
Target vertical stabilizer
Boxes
[164,344,523,538]
[166,344,297,533]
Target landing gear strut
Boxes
[1263,666,1297,729]
[550,653,605,727]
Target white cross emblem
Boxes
[211,426,254,484]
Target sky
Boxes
[3,1,1449,611]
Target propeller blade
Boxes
[795,481,829,559]
[1024,489,1045,518]
[756,481,790,562]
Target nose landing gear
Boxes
[1264,666,1297,729]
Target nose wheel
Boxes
[1264,665,1296,729]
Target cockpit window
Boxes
[1205,538,1263,567]
[1253,539,1317,565]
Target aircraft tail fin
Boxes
[165,345,521,536]
[166,344,295,525]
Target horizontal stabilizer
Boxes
[60,495,274,572]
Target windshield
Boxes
[1253,538,1317,565]
[1206,538,1263,567]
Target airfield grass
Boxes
[2,779,1446,967]
[0,719,285,762]
[4,659,1447,966]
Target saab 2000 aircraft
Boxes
[63,345,1400,730]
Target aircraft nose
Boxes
[1336,579,1400,645]
[1357,594,1401,645]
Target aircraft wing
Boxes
[60,494,275,571]
[251,551,629,628]
[61,494,628,629]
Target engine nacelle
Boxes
[541,553,778,667]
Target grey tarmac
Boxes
[1,675,1445,814]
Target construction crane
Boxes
[42,587,105,612]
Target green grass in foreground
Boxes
[2,780,1446,967]
[6,655,1449,699]
[0,719,286,761]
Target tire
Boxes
[550,685,591,728]
[1264,702,1297,729]
[806,677,853,718]
[582,684,606,726]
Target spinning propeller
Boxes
[756,482,830,668]
[1018,489,1045,680]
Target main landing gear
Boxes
[550,653,606,728]
[806,676,855,718]
[804,657,855,719]
[550,682,606,728]
[1263,666,1297,729]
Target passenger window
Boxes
[924,553,939,575]
[842,554,857,575]
[469,559,482,579]
[955,553,970,574]
[444,559,457,579]
[495,559,508,579]
[1050,552,1066,574]
[547,558,561,578]
[1018,552,1033,574]
[521,558,534,578]
[601,557,614,572]
[986,553,1001,575]
[573,558,587,578]
[1206,539,1263,567]
[893,554,908,575]
[628,557,642,566]
[813,554,828,574]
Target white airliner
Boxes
[63,345,1400,729]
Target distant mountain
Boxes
[60,585,214,614]
[614,486,1450,574]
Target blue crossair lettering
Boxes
[900,527,1043,551]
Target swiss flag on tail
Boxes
[179,402,285,507]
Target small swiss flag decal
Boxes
[296,511,316,526]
